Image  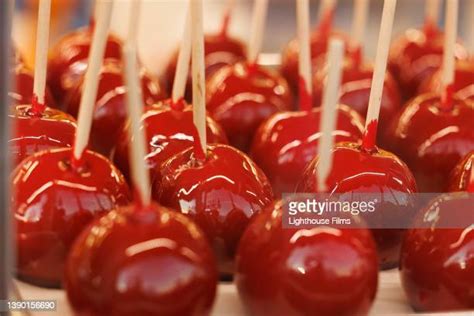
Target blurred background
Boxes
[11,0,474,76]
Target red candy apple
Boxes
[419,60,474,102]
[165,33,246,101]
[400,192,474,312]
[281,30,350,93]
[10,104,76,166]
[388,26,467,99]
[298,142,418,269]
[12,147,130,287]
[47,26,123,105]
[385,94,474,192]
[153,144,273,275]
[65,202,217,316]
[313,59,401,131]
[449,151,474,192]
[206,62,293,152]
[250,104,364,196]
[236,200,379,316]
[113,100,228,183]
[64,59,167,156]
[9,64,55,107]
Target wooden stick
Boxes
[297,0,312,111]
[469,0,474,52]
[32,0,51,112]
[318,0,337,20]
[172,6,191,104]
[351,0,369,55]
[127,0,141,48]
[73,0,113,161]
[441,0,458,110]
[247,0,269,64]
[191,0,207,159]
[317,39,345,193]
[425,0,441,27]
[361,0,397,152]
[123,1,151,207]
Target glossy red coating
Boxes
[236,200,379,316]
[313,60,401,132]
[388,27,468,100]
[9,64,56,107]
[12,148,131,287]
[206,62,294,152]
[10,104,77,166]
[250,105,364,196]
[385,93,474,192]
[64,59,167,156]
[47,26,123,105]
[280,30,350,93]
[298,143,418,269]
[65,201,217,316]
[419,60,474,103]
[153,144,273,275]
[113,100,228,183]
[400,193,474,312]
[165,33,246,101]
[448,151,474,192]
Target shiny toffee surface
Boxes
[250,105,364,196]
[385,94,474,192]
[280,29,350,93]
[164,33,246,101]
[313,60,401,133]
[206,62,294,152]
[419,60,474,102]
[400,192,474,312]
[12,148,130,287]
[236,200,378,316]
[47,26,123,105]
[65,202,217,316]
[64,59,167,156]
[113,100,228,183]
[10,104,76,166]
[10,64,56,108]
[153,144,273,275]
[388,27,468,100]
[449,151,474,192]
[298,142,417,269]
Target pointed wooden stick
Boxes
[440,0,458,110]
[172,5,191,104]
[318,0,337,20]
[317,39,345,192]
[73,0,113,161]
[247,0,269,65]
[469,0,474,52]
[32,0,51,114]
[191,0,207,159]
[123,0,151,206]
[425,0,441,27]
[297,0,312,111]
[361,0,397,152]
